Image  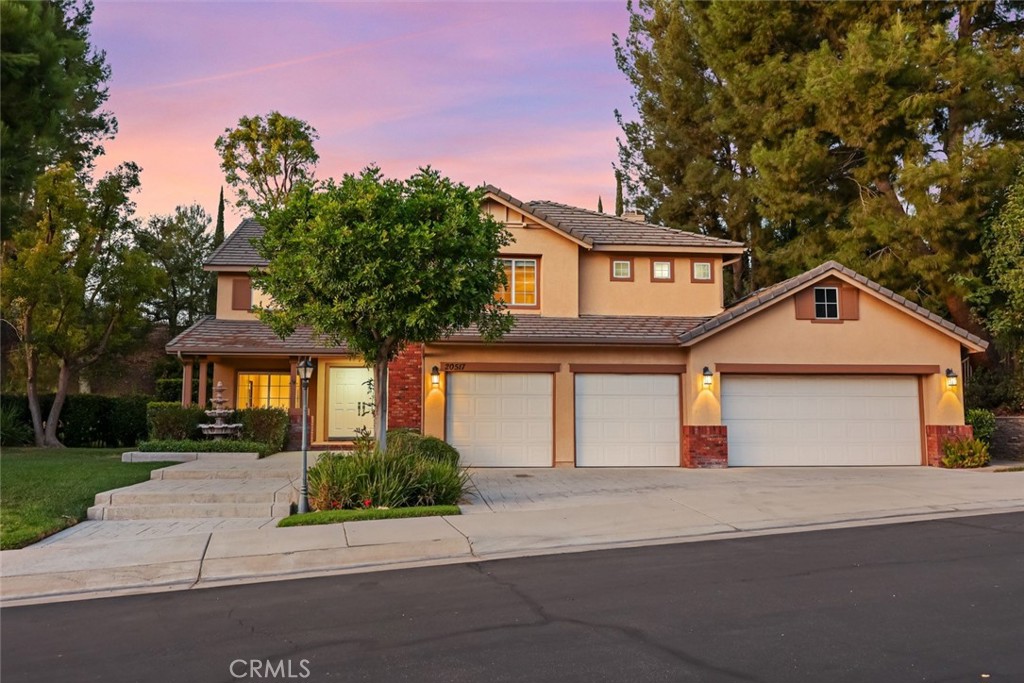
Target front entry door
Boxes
[328,366,375,439]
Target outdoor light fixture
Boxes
[945,368,958,389]
[431,365,440,386]
[297,358,315,514]
[702,366,713,388]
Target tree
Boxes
[614,170,624,217]
[137,204,214,336]
[254,167,513,453]
[208,186,225,313]
[615,1,1024,322]
[0,0,117,240]
[597,196,604,214]
[1,163,159,446]
[214,112,319,216]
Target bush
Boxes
[237,407,290,451]
[965,366,1024,413]
[155,378,183,402]
[0,406,33,446]
[411,459,469,506]
[0,394,150,447]
[138,439,276,457]
[385,428,423,456]
[147,402,206,440]
[965,408,997,445]
[941,437,991,469]
[414,436,461,467]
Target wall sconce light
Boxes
[945,368,958,389]
[431,365,440,386]
[702,366,713,389]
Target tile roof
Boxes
[166,317,350,356]
[676,260,988,350]
[443,314,709,346]
[205,219,268,268]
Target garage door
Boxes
[576,374,680,466]
[722,376,921,466]
[446,373,552,467]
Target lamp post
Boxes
[297,358,315,514]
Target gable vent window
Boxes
[814,287,839,319]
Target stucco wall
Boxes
[214,274,273,321]
[500,224,579,317]
[579,254,723,316]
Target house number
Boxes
[442,363,466,372]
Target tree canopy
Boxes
[254,167,512,451]
[214,111,319,216]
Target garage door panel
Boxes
[723,376,920,466]
[446,373,552,467]
[576,374,680,467]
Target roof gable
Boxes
[205,219,268,270]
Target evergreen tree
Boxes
[208,187,225,313]
[597,196,604,214]
[614,170,624,217]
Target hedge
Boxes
[0,394,151,447]
[236,407,290,451]
[138,439,277,457]
[146,402,206,440]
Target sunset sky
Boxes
[90,1,635,229]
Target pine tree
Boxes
[614,171,623,217]
[597,196,604,214]
[208,187,225,314]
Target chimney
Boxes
[621,210,646,223]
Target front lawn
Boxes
[0,447,174,549]
[279,505,460,527]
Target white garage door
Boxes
[576,374,680,467]
[446,373,552,467]
[722,376,921,466]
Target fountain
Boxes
[199,381,243,440]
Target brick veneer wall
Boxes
[925,424,974,467]
[682,425,729,468]
[386,344,423,431]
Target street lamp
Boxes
[296,358,315,514]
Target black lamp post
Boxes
[296,358,315,514]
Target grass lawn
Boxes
[279,505,460,527]
[0,447,174,550]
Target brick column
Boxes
[387,344,424,431]
[682,425,729,468]
[925,425,974,467]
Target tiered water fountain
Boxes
[199,381,243,440]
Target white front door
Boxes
[722,375,922,466]
[328,366,375,439]
[446,373,553,467]
[575,374,680,466]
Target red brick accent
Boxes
[386,344,423,431]
[682,425,729,468]
[287,410,313,451]
[925,424,974,467]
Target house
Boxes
[167,186,985,467]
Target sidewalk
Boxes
[2,464,1022,606]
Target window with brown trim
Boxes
[231,277,252,310]
[691,260,713,283]
[610,257,634,281]
[651,259,674,282]
[236,372,290,409]
[814,287,839,319]
[794,280,860,321]
[497,257,538,307]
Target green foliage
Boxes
[254,166,513,452]
[414,436,461,467]
[138,439,277,457]
[941,437,991,469]
[156,378,183,402]
[278,505,459,528]
[385,428,423,456]
[410,459,468,507]
[214,111,319,215]
[209,187,225,313]
[965,367,1024,414]
[146,402,205,440]
[236,407,289,451]
[0,0,117,239]
[965,409,997,446]
[0,406,33,446]
[0,394,148,447]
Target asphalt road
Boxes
[3,512,1022,683]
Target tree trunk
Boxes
[42,361,72,448]
[24,345,45,447]
[374,357,389,454]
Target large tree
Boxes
[616,1,1024,322]
[214,111,319,216]
[254,167,512,453]
[0,0,116,240]
[1,163,159,446]
[136,203,214,336]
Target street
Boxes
[3,512,1022,682]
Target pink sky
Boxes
[90,1,635,230]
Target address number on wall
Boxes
[442,363,466,372]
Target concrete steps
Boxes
[89,502,292,520]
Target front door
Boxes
[328,366,375,439]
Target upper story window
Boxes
[814,287,839,319]
[651,260,674,282]
[691,261,713,282]
[231,277,252,311]
[610,258,634,281]
[499,258,538,307]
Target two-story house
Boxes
[168,186,985,468]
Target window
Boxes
[610,258,633,281]
[231,278,252,310]
[236,372,290,409]
[814,287,839,319]
[691,261,713,282]
[651,260,674,282]
[498,258,537,306]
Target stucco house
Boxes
[167,186,985,467]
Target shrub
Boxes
[237,407,290,451]
[155,378,183,402]
[385,428,423,456]
[0,406,33,446]
[413,436,461,467]
[941,437,991,469]
[410,459,468,506]
[965,408,997,445]
[0,394,150,447]
[147,402,206,440]
[138,439,276,457]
